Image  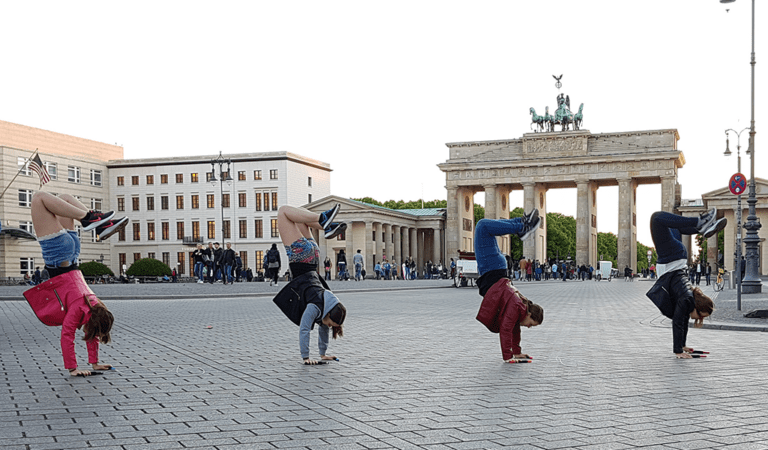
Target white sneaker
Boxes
[274,282,279,287]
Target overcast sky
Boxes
[1,0,763,250]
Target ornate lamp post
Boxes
[721,0,761,293]
[724,127,749,308]
[210,152,233,246]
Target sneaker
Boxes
[518,215,541,241]
[80,210,116,232]
[324,222,347,239]
[319,204,341,230]
[523,208,539,226]
[701,217,727,239]
[95,217,128,241]
[697,208,717,230]
[274,282,279,287]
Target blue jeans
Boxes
[355,263,362,280]
[194,262,204,279]
[224,264,234,283]
[650,211,698,264]
[474,218,524,276]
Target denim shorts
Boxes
[38,230,78,268]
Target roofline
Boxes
[107,151,331,172]
[445,128,680,148]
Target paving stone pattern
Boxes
[2,280,768,449]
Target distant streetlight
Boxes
[724,127,748,310]
[210,151,233,246]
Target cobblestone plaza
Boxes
[2,280,768,449]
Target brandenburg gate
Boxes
[438,129,686,271]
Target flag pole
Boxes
[0,148,39,200]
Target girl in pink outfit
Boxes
[31,192,119,376]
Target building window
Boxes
[221,171,229,181]
[147,222,155,241]
[192,221,200,240]
[20,257,35,276]
[146,175,154,185]
[133,253,141,262]
[308,194,312,203]
[176,195,184,209]
[271,192,278,211]
[19,221,33,234]
[119,253,126,272]
[162,252,170,267]
[176,221,185,240]
[207,221,216,239]
[162,222,169,240]
[148,252,155,260]
[160,174,168,184]
[191,194,200,209]
[337,231,345,241]
[271,219,279,238]
[222,193,230,208]
[175,173,183,183]
[206,172,213,182]
[117,176,124,186]
[239,251,248,270]
[239,219,247,238]
[177,253,185,274]
[116,197,125,212]
[207,194,215,208]
[44,162,58,180]
[223,220,231,239]
[118,226,126,241]
[131,175,139,186]
[191,173,199,183]
[255,250,263,272]
[90,170,102,187]
[67,166,80,183]
[132,197,140,211]
[161,195,169,210]
[254,219,263,238]
[238,171,246,181]
[18,189,33,208]
[372,230,376,241]
[17,157,31,176]
[270,169,278,180]
[254,170,262,180]
[254,193,261,211]
[91,198,102,211]
[132,223,141,241]
[146,196,155,211]
[238,192,247,208]
[264,193,270,211]
[308,177,312,187]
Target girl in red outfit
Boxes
[30,192,119,376]
[474,210,544,362]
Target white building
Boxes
[106,152,331,276]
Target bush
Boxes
[79,261,115,277]
[126,258,172,277]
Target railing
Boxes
[183,236,204,245]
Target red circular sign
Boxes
[730,173,747,195]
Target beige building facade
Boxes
[304,196,445,279]
[1,121,122,279]
[438,129,685,272]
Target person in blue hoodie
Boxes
[272,204,348,365]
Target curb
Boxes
[701,321,768,332]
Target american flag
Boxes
[28,153,51,187]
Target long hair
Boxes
[517,291,544,325]
[328,303,346,339]
[83,298,114,344]
[692,287,714,328]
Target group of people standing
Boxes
[191,242,243,285]
[511,258,593,282]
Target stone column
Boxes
[382,223,391,262]
[484,184,500,252]
[522,182,536,260]
[617,178,638,274]
[365,221,373,277]
[661,176,676,213]
[345,221,355,270]
[433,228,441,265]
[374,222,381,260]
[576,180,598,267]
[393,225,401,266]
[410,227,418,275]
[402,226,410,261]
[533,183,548,262]
[446,186,460,262]
[707,232,718,270]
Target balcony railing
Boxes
[183,236,204,245]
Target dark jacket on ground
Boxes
[646,269,695,354]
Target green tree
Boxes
[126,258,172,277]
[636,242,657,271]
[473,204,485,224]
[596,232,618,266]
[352,198,448,210]
[79,261,115,277]
[695,229,725,266]
[546,212,576,261]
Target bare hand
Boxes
[303,359,320,365]
[320,355,337,361]
[513,354,531,359]
[92,363,112,370]
[683,347,694,353]
[70,369,92,376]
[676,353,693,359]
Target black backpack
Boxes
[268,251,278,264]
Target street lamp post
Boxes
[210,151,233,248]
[721,0,762,293]
[724,127,748,309]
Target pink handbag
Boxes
[23,270,96,326]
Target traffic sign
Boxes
[730,173,747,195]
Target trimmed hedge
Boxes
[126,258,172,277]
[79,261,115,277]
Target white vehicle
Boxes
[454,252,479,287]
[595,261,613,281]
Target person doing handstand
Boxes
[475,210,544,362]
[272,204,347,365]
[30,192,128,375]
[646,209,723,358]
